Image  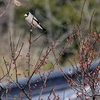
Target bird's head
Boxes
[24,12,29,17]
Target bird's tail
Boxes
[38,24,46,32]
[42,27,47,34]
[42,27,46,32]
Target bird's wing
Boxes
[33,16,40,25]
[32,15,46,31]
[33,16,38,21]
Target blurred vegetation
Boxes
[0,0,100,73]
[14,0,100,66]
[15,0,100,32]
[14,0,100,45]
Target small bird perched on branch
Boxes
[24,12,46,31]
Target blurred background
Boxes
[0,0,100,79]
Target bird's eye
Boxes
[26,12,29,15]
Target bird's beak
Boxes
[24,14,27,17]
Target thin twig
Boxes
[38,63,54,100]
[0,0,11,18]
[89,10,95,33]
[27,26,33,98]
[80,0,86,25]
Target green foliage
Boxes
[14,0,100,32]
[15,7,26,22]
[0,1,4,6]
[14,0,100,66]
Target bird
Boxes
[24,12,46,31]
